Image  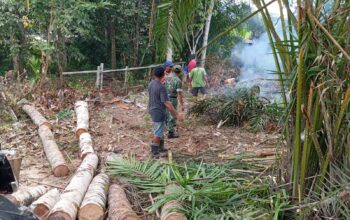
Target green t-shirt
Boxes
[189,67,206,88]
[164,73,182,98]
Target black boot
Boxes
[168,131,179,139]
[159,138,168,153]
[151,143,160,159]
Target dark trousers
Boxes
[191,87,206,96]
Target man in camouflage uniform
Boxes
[164,65,184,138]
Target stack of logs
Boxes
[17,101,141,220]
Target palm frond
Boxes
[154,0,202,59]
[107,156,289,218]
[107,156,168,193]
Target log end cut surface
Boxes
[75,128,87,138]
[78,204,104,220]
[48,212,71,220]
[53,164,70,177]
[33,204,50,219]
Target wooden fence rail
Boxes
[62,62,184,90]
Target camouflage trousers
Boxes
[166,98,177,133]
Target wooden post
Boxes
[95,65,100,89]
[148,67,152,81]
[100,63,104,90]
[124,66,128,93]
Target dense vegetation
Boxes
[0,0,261,80]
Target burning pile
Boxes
[188,86,283,132]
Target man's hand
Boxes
[176,113,185,122]
[181,105,185,112]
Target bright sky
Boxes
[242,0,295,16]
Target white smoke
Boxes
[231,16,286,100]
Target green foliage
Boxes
[154,0,202,60]
[246,0,350,215]
[55,108,73,120]
[207,1,264,58]
[107,156,289,218]
[27,56,41,83]
[188,86,283,131]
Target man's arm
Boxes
[178,91,185,111]
[164,101,184,121]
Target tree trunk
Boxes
[41,6,54,82]
[160,184,187,220]
[41,51,50,81]
[38,125,70,177]
[78,173,109,220]
[200,0,215,67]
[108,184,140,220]
[22,104,51,128]
[32,188,60,220]
[132,0,141,67]
[110,16,117,69]
[57,29,67,87]
[79,132,94,159]
[148,0,155,42]
[22,103,68,177]
[75,101,89,137]
[48,154,99,220]
[166,7,174,61]
[6,186,50,206]
[12,52,21,80]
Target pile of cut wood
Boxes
[11,100,139,220]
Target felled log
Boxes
[6,185,50,206]
[79,132,94,159]
[108,184,140,220]
[31,188,60,220]
[78,173,109,220]
[48,153,99,220]
[38,125,69,177]
[160,184,187,220]
[75,101,89,137]
[22,104,51,128]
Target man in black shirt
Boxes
[148,66,184,158]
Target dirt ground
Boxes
[0,87,281,217]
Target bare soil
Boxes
[0,87,281,218]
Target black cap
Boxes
[154,66,165,77]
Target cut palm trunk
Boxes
[31,188,60,220]
[161,184,187,220]
[6,185,50,206]
[78,173,109,220]
[75,101,89,137]
[22,104,51,128]
[79,132,94,159]
[48,153,98,220]
[38,125,69,177]
[108,184,140,220]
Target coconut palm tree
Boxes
[154,0,202,61]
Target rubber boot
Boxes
[168,131,179,139]
[150,143,160,159]
[159,138,168,153]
